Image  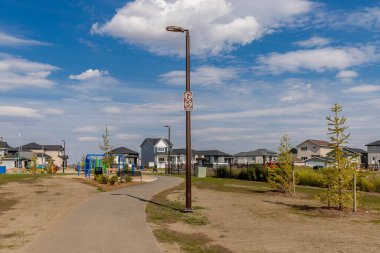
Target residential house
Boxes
[197,150,234,167]
[344,148,368,168]
[296,139,332,161]
[234,149,277,165]
[172,149,203,166]
[304,157,333,169]
[109,147,139,167]
[18,142,66,168]
[140,138,173,168]
[366,140,380,169]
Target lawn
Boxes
[0,174,51,186]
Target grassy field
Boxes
[0,174,52,186]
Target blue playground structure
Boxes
[78,154,126,178]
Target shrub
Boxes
[295,167,324,187]
[124,175,132,183]
[357,172,380,193]
[96,174,109,184]
[215,167,231,178]
[109,175,118,185]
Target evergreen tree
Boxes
[99,125,114,169]
[325,103,354,210]
[269,134,293,193]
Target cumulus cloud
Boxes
[0,31,51,47]
[0,106,41,118]
[343,85,380,94]
[280,82,315,102]
[336,70,358,79]
[257,46,379,74]
[344,7,380,30]
[69,69,109,80]
[294,36,331,48]
[101,106,122,114]
[0,54,58,91]
[91,0,314,56]
[161,66,239,87]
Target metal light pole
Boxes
[166,26,192,212]
[164,125,171,174]
[61,140,65,174]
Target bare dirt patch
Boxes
[0,176,98,252]
[157,187,380,253]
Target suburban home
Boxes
[197,150,234,167]
[304,157,333,169]
[140,138,173,168]
[172,149,203,166]
[365,140,380,169]
[296,139,332,161]
[109,147,139,167]
[234,149,277,165]
[18,142,66,168]
[343,148,368,168]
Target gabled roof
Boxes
[297,139,331,148]
[19,142,62,151]
[140,138,173,147]
[235,149,277,157]
[172,149,199,155]
[110,147,139,155]
[344,147,367,154]
[366,140,380,146]
[197,150,232,157]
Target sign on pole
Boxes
[183,91,193,111]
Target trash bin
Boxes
[0,166,6,174]
[94,167,103,175]
[197,167,207,178]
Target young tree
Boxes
[99,125,114,170]
[30,152,37,175]
[325,103,354,210]
[269,134,293,193]
[46,157,55,174]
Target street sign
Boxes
[183,91,193,111]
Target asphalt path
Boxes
[23,175,183,253]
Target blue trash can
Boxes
[0,166,6,174]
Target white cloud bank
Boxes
[91,0,314,56]
[343,85,380,94]
[0,31,51,47]
[294,36,331,48]
[257,46,378,74]
[69,69,109,80]
[0,54,58,91]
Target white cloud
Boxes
[0,54,58,91]
[343,85,380,94]
[345,7,380,30]
[257,46,378,74]
[101,106,122,114]
[294,36,331,48]
[0,31,51,47]
[69,69,109,80]
[73,126,101,133]
[0,106,41,118]
[91,0,314,56]
[41,108,65,115]
[161,66,239,87]
[279,82,315,102]
[336,70,358,79]
[78,136,100,142]
[114,133,141,141]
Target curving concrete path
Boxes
[23,176,183,253]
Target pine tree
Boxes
[325,103,353,210]
[269,134,293,193]
[99,125,114,169]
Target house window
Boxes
[157,147,166,152]
[311,155,320,157]
[372,146,377,150]
[301,157,308,160]
[301,147,307,151]
[158,158,165,162]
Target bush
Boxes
[215,167,231,178]
[295,167,324,187]
[96,174,109,184]
[109,175,118,185]
[124,175,132,183]
[357,172,380,193]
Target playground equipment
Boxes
[78,154,126,178]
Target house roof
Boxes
[0,141,9,149]
[304,157,333,163]
[197,150,232,157]
[297,139,331,148]
[345,147,367,154]
[366,140,380,146]
[19,142,63,151]
[172,149,199,155]
[140,138,173,147]
[110,147,139,156]
[235,149,277,157]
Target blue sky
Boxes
[1,0,380,163]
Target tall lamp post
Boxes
[164,125,171,174]
[166,25,192,212]
[61,140,65,174]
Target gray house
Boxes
[366,140,380,169]
[109,147,139,167]
[140,138,173,168]
[234,149,277,165]
[197,150,234,167]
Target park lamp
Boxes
[166,26,187,33]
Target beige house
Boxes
[19,142,66,168]
[296,139,332,161]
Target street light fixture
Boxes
[164,125,171,174]
[61,140,65,174]
[166,25,192,212]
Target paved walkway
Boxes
[23,176,183,253]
